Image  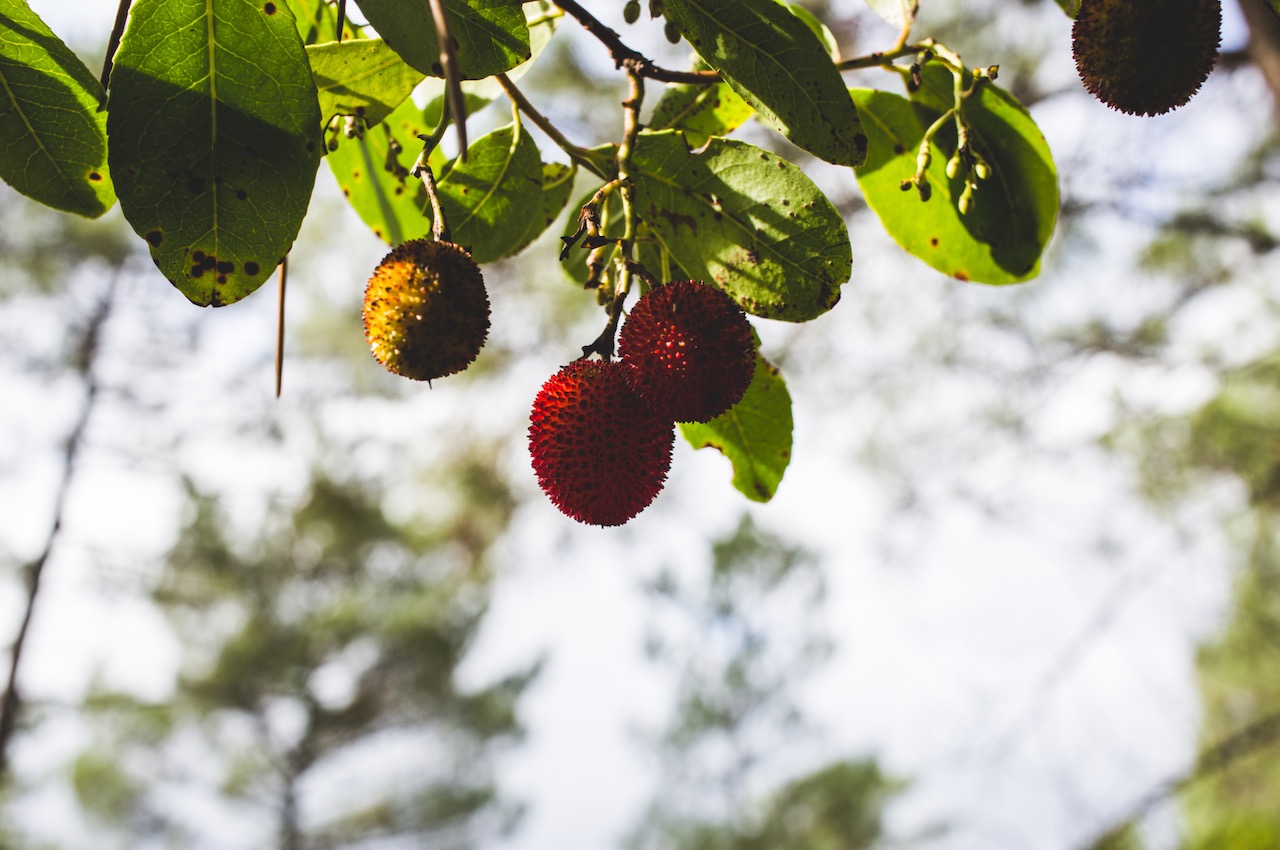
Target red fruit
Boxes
[529,359,675,526]
[618,280,756,423]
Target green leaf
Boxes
[352,0,530,80]
[510,161,575,255]
[418,1,561,124]
[329,114,544,263]
[851,82,1058,284]
[662,0,866,167]
[0,0,114,217]
[630,130,851,321]
[680,353,793,503]
[435,121,543,262]
[108,0,323,307]
[308,38,424,131]
[1054,0,1082,17]
[783,2,840,60]
[863,0,918,30]
[649,80,754,147]
[327,96,441,246]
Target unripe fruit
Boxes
[362,238,489,382]
[618,280,756,424]
[528,359,675,526]
[1072,0,1221,117]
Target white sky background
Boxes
[0,1,1270,849]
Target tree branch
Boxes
[0,275,119,780]
[552,0,720,84]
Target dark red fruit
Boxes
[618,280,756,423]
[363,238,489,381]
[1072,0,1221,117]
[529,359,675,526]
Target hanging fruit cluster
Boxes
[528,280,755,526]
[0,0,1232,524]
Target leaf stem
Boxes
[495,73,612,180]
[98,0,132,96]
[552,0,719,84]
[275,255,288,398]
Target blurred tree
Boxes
[629,516,901,850]
[67,451,536,850]
[1082,356,1280,848]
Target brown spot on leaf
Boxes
[263,1,276,13]
[216,260,234,275]
[235,189,248,201]
[954,271,970,282]
[930,237,939,247]
[145,230,164,247]
[657,209,698,233]
[88,171,103,182]
[244,261,260,276]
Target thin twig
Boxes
[494,74,612,180]
[98,0,133,96]
[428,0,468,161]
[275,256,288,398]
[580,71,645,361]
[552,0,719,84]
[0,275,118,781]
[412,139,451,242]
[835,42,929,72]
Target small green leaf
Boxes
[510,161,575,255]
[308,39,424,130]
[631,130,851,321]
[851,81,1057,284]
[662,0,867,166]
[680,353,793,503]
[352,0,530,80]
[1055,0,1082,17]
[649,80,754,147]
[0,0,114,217]
[327,96,442,246]
[283,0,359,43]
[863,0,918,30]
[108,0,324,306]
[435,121,543,262]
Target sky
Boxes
[0,2,1268,849]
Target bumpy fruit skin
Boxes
[1072,0,1221,117]
[618,280,756,423]
[363,239,489,381]
[529,359,675,526]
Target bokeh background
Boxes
[2,1,1279,849]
